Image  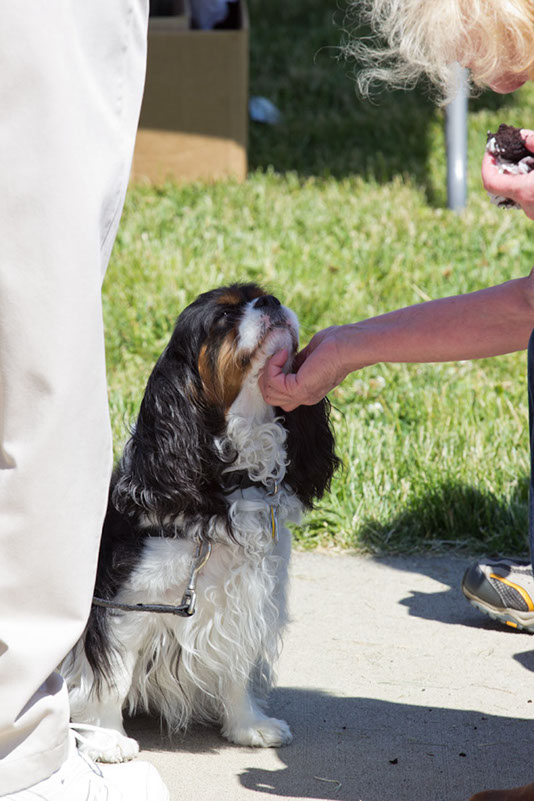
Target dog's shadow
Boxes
[127,687,534,801]
[126,713,223,756]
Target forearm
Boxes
[260,273,534,411]
[343,275,534,369]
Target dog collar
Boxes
[223,472,281,543]
[222,470,274,493]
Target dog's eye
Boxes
[215,309,233,326]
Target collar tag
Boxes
[268,481,279,543]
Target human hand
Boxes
[259,325,356,411]
[482,129,534,219]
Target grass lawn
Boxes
[104,0,534,555]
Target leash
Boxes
[92,540,212,617]
[92,478,280,617]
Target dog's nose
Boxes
[254,294,281,309]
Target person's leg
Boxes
[463,335,534,801]
[528,329,534,564]
[0,2,148,793]
[461,329,534,632]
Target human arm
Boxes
[260,274,534,411]
[482,129,534,219]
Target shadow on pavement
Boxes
[128,686,534,801]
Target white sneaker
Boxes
[4,735,169,800]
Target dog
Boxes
[61,283,339,763]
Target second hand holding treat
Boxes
[484,123,534,211]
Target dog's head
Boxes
[113,283,339,525]
[177,283,299,411]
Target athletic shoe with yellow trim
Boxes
[462,558,534,633]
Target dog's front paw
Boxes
[225,717,293,748]
[76,727,140,763]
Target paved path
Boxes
[127,552,534,801]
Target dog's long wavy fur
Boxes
[61,283,339,757]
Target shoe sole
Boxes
[463,584,534,633]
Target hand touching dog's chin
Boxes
[259,327,297,371]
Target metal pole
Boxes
[445,64,468,211]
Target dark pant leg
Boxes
[528,330,534,566]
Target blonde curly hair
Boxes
[347,0,534,100]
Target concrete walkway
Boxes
[127,552,534,801]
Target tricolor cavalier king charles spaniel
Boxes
[61,283,339,763]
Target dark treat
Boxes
[485,124,534,209]
[486,123,530,163]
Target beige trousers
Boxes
[0,2,148,793]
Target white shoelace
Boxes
[70,722,123,753]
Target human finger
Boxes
[481,151,531,195]
[481,152,534,218]
[259,349,300,410]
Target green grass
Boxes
[103,0,534,555]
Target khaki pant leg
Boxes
[0,2,147,792]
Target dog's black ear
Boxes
[113,350,230,525]
[278,397,340,508]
